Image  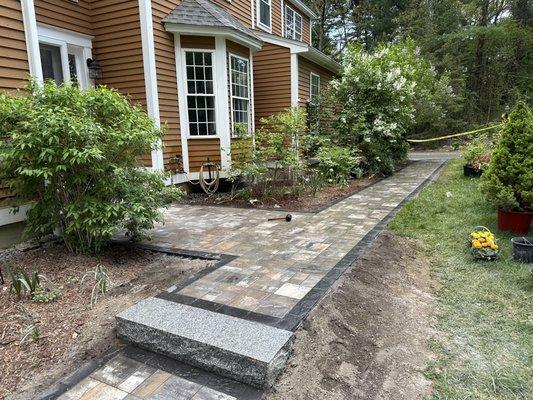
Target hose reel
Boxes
[168,154,220,195]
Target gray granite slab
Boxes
[116,298,293,388]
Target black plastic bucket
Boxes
[463,164,483,177]
[511,237,533,263]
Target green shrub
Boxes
[461,137,493,171]
[0,81,182,253]
[329,40,454,175]
[316,145,362,185]
[480,102,533,211]
[228,107,307,197]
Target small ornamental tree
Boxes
[480,102,533,211]
[329,40,454,175]
[0,81,182,253]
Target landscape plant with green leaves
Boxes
[480,102,533,211]
[327,41,454,175]
[306,0,532,137]
[0,81,182,253]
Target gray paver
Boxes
[112,161,443,392]
[117,298,294,388]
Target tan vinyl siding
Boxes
[152,0,181,169]
[253,42,291,126]
[34,0,93,36]
[181,35,215,49]
[272,0,282,36]
[298,56,334,107]
[187,138,221,172]
[0,1,29,202]
[213,0,252,27]
[227,40,249,58]
[0,0,29,93]
[92,0,148,165]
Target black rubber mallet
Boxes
[268,214,292,222]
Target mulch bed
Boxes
[181,175,382,213]
[0,242,210,400]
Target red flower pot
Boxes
[497,209,533,235]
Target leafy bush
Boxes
[461,137,492,171]
[480,102,533,211]
[329,40,454,175]
[315,145,362,185]
[228,107,307,197]
[0,81,182,253]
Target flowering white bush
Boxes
[330,40,454,175]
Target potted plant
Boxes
[462,138,491,177]
[480,102,533,234]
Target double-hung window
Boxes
[257,0,272,31]
[185,51,216,136]
[285,6,302,41]
[229,55,251,136]
[310,72,321,102]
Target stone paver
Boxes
[150,161,442,318]
[57,348,261,400]
[59,160,443,399]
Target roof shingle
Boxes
[162,0,260,42]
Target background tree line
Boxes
[307,0,532,138]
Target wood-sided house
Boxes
[0,0,340,226]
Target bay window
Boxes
[185,51,216,136]
[229,55,251,135]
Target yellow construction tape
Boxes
[407,124,502,143]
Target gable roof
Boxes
[163,0,261,44]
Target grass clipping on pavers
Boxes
[390,159,532,400]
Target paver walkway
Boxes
[150,160,443,326]
[53,160,444,399]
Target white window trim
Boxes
[284,5,302,41]
[229,53,251,137]
[310,72,320,101]
[181,48,218,140]
[256,0,272,33]
[37,24,92,90]
[281,0,285,37]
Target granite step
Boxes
[116,297,294,389]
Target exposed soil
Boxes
[267,230,437,400]
[181,175,381,212]
[0,242,210,400]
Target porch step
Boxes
[116,297,294,389]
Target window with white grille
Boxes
[285,5,302,41]
[185,51,216,136]
[230,55,251,136]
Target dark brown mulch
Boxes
[0,242,210,400]
[181,175,382,213]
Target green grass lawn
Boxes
[390,159,532,400]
